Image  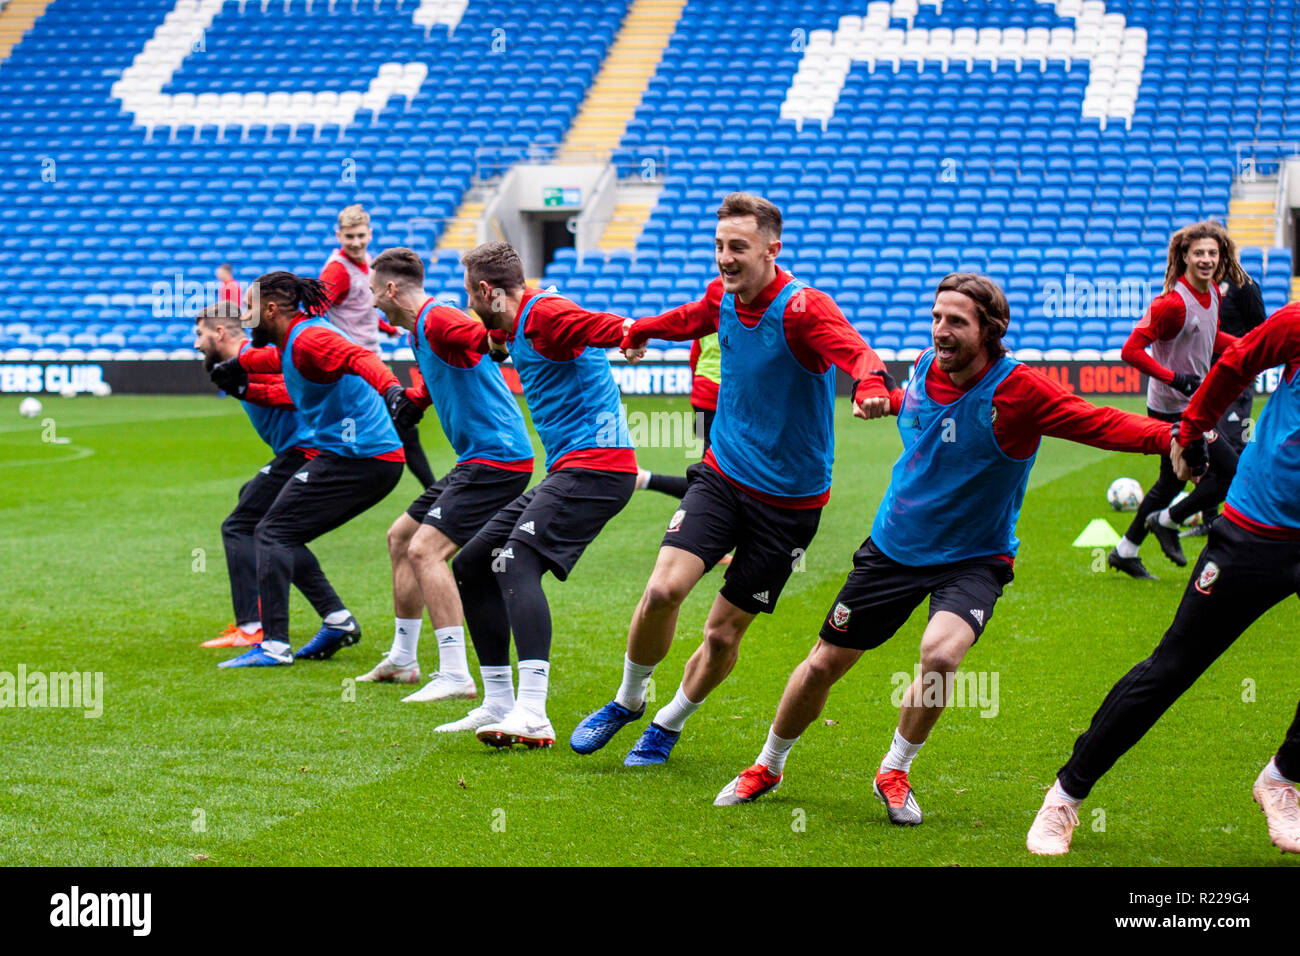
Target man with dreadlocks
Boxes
[1108,221,1243,579]
[209,272,422,667]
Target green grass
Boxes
[0,393,1293,867]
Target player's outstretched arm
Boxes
[621,285,720,355]
[1017,365,1171,455]
[1181,303,1300,442]
[789,287,897,420]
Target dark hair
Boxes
[372,247,425,287]
[252,271,331,316]
[716,192,783,238]
[462,241,525,292]
[935,273,1010,358]
[1163,220,1249,292]
[195,300,243,332]
[218,262,232,273]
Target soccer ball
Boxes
[1169,491,1204,527]
[18,397,42,418]
[60,385,77,398]
[1107,477,1143,512]
[92,382,112,397]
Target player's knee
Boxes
[801,650,842,688]
[919,644,964,677]
[643,575,688,611]
[221,513,245,539]
[406,534,435,570]
[701,622,741,659]
[386,522,411,559]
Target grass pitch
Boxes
[0,392,1293,867]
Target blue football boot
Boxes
[569,699,645,754]
[623,722,681,766]
[294,614,361,660]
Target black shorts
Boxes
[663,462,822,615]
[819,538,1014,650]
[405,461,533,547]
[466,467,635,580]
[224,447,310,536]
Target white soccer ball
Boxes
[1169,491,1204,528]
[18,397,42,418]
[92,382,112,397]
[60,385,77,399]
[1107,477,1143,512]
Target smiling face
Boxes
[336,221,371,263]
[714,215,780,303]
[931,289,987,377]
[1182,237,1220,290]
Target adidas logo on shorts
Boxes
[432,506,442,519]
[969,608,985,627]
[519,520,536,535]
[752,591,770,605]
[293,471,309,482]
[259,465,272,475]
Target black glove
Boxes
[1170,372,1202,396]
[385,384,423,430]
[871,367,899,393]
[210,356,248,397]
[1171,423,1208,478]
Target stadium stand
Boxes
[0,0,1296,358]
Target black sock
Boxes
[646,473,689,499]
[498,544,552,661]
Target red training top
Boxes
[406,299,533,473]
[922,357,1173,460]
[626,270,891,508]
[238,314,405,462]
[1122,276,1238,384]
[485,288,637,474]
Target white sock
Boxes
[635,468,650,491]
[1115,536,1139,559]
[480,666,514,716]
[324,608,352,626]
[757,728,799,775]
[614,656,655,710]
[434,625,470,680]
[653,684,702,733]
[238,620,261,634]
[1266,757,1298,786]
[879,729,924,773]
[1157,507,1179,529]
[516,659,549,719]
[389,617,421,667]
[260,639,291,659]
[1052,779,1084,805]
